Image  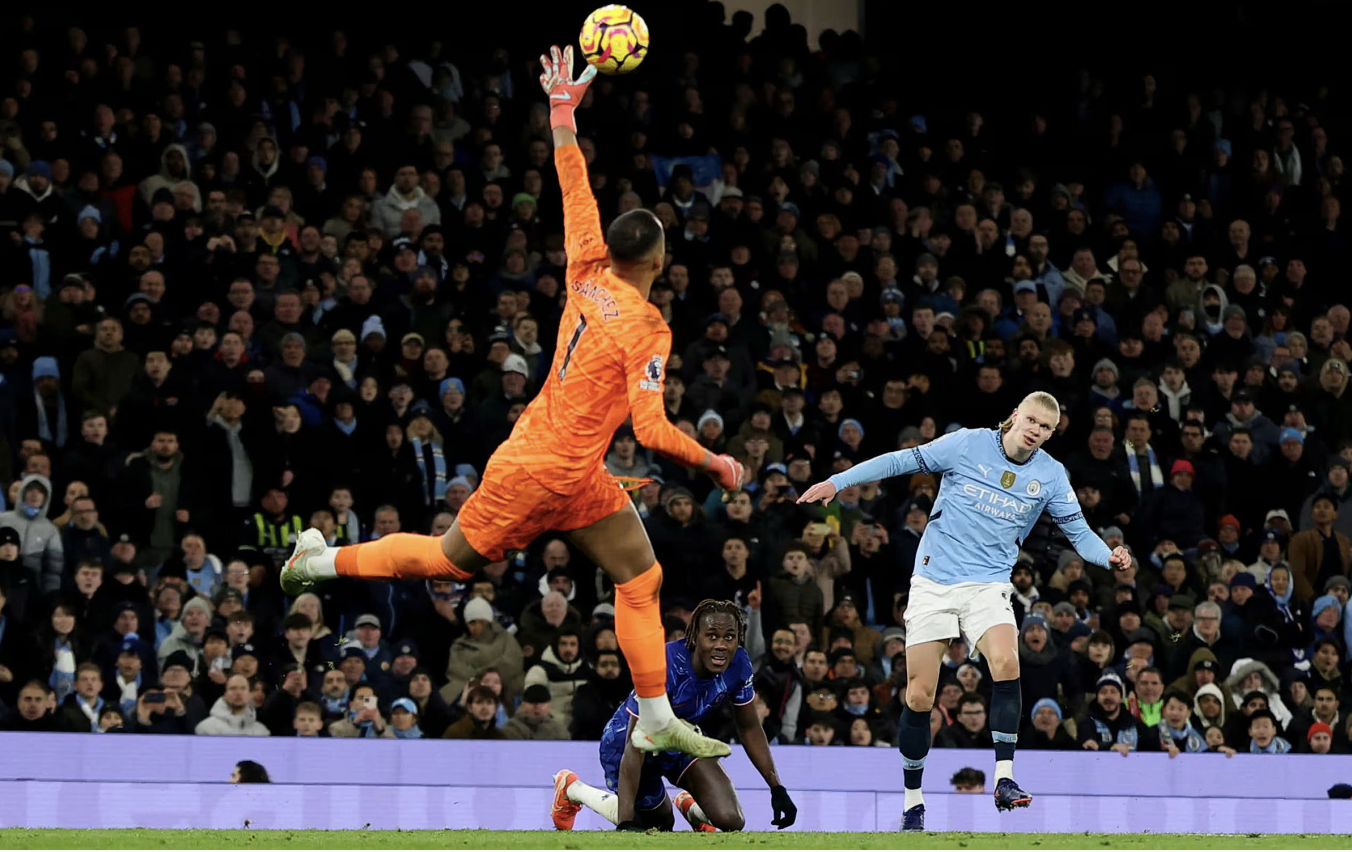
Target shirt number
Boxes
[558,313,587,382]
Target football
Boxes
[578,5,649,74]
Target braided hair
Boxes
[685,599,747,654]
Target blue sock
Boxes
[897,705,931,790]
[990,678,1021,762]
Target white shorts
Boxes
[905,575,1016,648]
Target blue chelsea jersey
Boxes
[618,640,755,725]
[829,428,1113,585]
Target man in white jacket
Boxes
[0,474,64,594]
[194,674,270,736]
[371,165,441,237]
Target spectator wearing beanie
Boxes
[1048,601,1091,651]
[1167,645,1228,700]
[0,525,36,634]
[1018,613,1072,709]
[441,596,524,704]
[1077,672,1158,753]
[1021,697,1077,750]
[1221,572,1265,646]
[501,683,569,740]
[1306,720,1336,754]
[157,596,212,671]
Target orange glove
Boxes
[538,45,596,132]
[705,454,744,493]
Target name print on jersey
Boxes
[570,276,621,320]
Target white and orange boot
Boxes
[674,791,716,832]
[550,770,582,830]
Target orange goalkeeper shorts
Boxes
[455,458,633,562]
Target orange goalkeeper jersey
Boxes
[500,144,710,490]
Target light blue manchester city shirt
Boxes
[828,428,1114,585]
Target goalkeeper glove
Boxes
[538,45,596,133]
[704,453,744,493]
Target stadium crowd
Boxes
[0,3,1350,761]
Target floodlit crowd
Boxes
[0,4,1348,756]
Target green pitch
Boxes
[2,830,1350,849]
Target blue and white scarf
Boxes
[155,617,176,649]
[410,438,448,506]
[1265,571,1296,624]
[1158,720,1207,753]
[50,639,76,703]
[115,671,142,718]
[1092,716,1140,750]
[392,723,422,739]
[1124,441,1162,496]
[89,240,120,267]
[1250,736,1292,754]
[76,694,105,732]
[26,237,51,299]
[349,709,380,738]
[34,388,69,448]
[321,694,348,717]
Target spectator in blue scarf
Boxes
[1261,564,1309,663]
[1247,708,1292,754]
[103,641,144,722]
[317,668,350,721]
[389,697,423,739]
[407,413,449,509]
[328,682,393,738]
[25,358,69,450]
[1159,690,1207,755]
[55,662,106,732]
[41,601,82,703]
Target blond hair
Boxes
[999,391,1061,432]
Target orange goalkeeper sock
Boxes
[334,533,470,581]
[614,562,668,699]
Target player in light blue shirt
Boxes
[549,600,797,833]
[799,392,1131,830]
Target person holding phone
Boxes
[327,683,393,738]
[134,685,186,733]
[797,519,851,616]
